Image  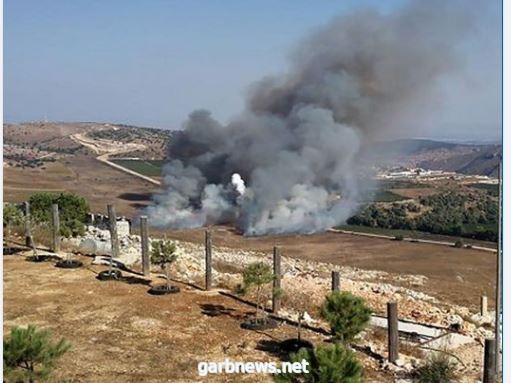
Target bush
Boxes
[242,262,274,323]
[151,239,178,289]
[274,343,362,383]
[320,292,372,343]
[414,353,457,383]
[29,192,89,237]
[394,234,404,241]
[3,203,24,228]
[453,240,464,248]
[3,325,71,382]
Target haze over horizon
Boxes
[5,0,502,141]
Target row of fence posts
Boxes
[20,202,500,380]
[202,230,500,380]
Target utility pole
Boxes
[495,161,502,374]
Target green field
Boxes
[378,180,432,189]
[371,190,407,202]
[111,159,164,177]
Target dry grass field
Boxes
[4,155,160,217]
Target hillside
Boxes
[417,144,501,177]
[368,139,502,176]
[4,122,171,163]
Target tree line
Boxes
[347,191,498,242]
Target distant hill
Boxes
[372,138,459,155]
[418,144,501,177]
[4,122,172,160]
[368,138,502,177]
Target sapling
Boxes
[242,262,274,323]
[151,239,178,290]
[320,291,372,344]
[3,325,71,383]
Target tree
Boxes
[320,292,372,344]
[150,239,178,290]
[274,343,362,383]
[29,192,89,237]
[3,325,71,383]
[242,262,274,323]
[3,203,24,227]
[3,203,24,237]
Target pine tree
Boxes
[242,262,274,323]
[320,291,372,344]
[3,325,71,383]
[274,343,363,383]
[150,239,178,290]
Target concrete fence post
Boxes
[107,204,119,260]
[272,246,282,313]
[480,295,488,317]
[140,216,150,277]
[331,271,340,291]
[24,201,34,248]
[483,338,496,383]
[205,230,212,290]
[51,204,61,253]
[387,301,399,364]
[86,213,95,225]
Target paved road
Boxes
[328,228,496,253]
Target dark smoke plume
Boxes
[147,0,473,235]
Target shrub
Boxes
[29,192,89,237]
[394,234,404,241]
[3,203,24,227]
[3,325,71,383]
[4,203,25,237]
[242,262,274,323]
[274,343,362,383]
[320,292,372,343]
[414,353,457,383]
[150,239,178,289]
[453,240,464,248]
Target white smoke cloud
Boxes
[231,173,246,195]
